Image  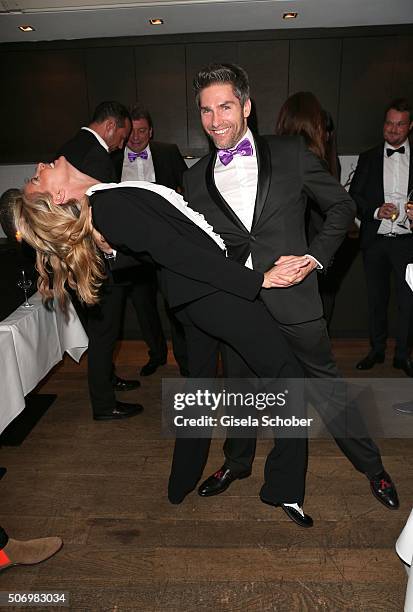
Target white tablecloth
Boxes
[396,508,413,611]
[0,292,88,434]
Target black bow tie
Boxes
[387,146,405,157]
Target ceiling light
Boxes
[149,18,163,25]
[283,12,298,19]
[18,24,35,32]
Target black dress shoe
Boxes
[356,352,385,370]
[140,359,167,376]
[93,401,144,421]
[369,471,399,509]
[112,375,141,392]
[260,496,313,528]
[393,357,413,377]
[198,466,251,497]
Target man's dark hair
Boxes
[193,63,250,108]
[129,104,153,129]
[91,101,131,127]
[384,98,412,121]
[0,188,21,240]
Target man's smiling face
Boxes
[199,83,251,150]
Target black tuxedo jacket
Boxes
[349,140,413,249]
[57,129,117,183]
[111,141,187,191]
[183,134,356,324]
[91,187,263,309]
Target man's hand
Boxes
[262,255,317,288]
[405,202,413,222]
[377,203,398,219]
[92,228,114,255]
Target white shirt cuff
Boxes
[373,208,381,220]
[305,254,323,270]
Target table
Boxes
[0,292,88,434]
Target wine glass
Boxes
[397,189,413,230]
[17,270,34,308]
[386,198,400,237]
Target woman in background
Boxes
[275,92,358,329]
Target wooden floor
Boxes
[0,339,412,611]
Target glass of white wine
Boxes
[387,199,400,237]
[17,269,34,308]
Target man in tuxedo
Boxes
[58,101,143,420]
[350,98,413,376]
[184,63,399,511]
[112,105,188,377]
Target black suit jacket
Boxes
[112,141,187,191]
[91,187,263,309]
[183,134,356,325]
[57,129,116,183]
[349,140,413,249]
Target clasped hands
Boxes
[262,255,317,289]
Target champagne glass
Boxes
[387,199,400,237]
[17,269,34,308]
[397,188,413,230]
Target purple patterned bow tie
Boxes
[128,150,148,162]
[217,138,253,166]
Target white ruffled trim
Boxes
[87,181,227,254]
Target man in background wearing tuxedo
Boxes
[350,98,413,376]
[112,105,188,377]
[183,63,399,514]
[58,101,143,420]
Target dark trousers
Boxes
[128,263,188,370]
[87,281,126,415]
[363,236,413,359]
[169,292,308,505]
[222,317,383,478]
[0,527,8,549]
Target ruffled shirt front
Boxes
[86,181,227,253]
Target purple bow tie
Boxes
[217,138,253,166]
[128,150,148,162]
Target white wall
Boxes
[0,156,359,238]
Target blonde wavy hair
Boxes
[12,190,106,311]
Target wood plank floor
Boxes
[0,339,411,611]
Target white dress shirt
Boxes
[86,181,227,253]
[375,139,411,235]
[214,128,257,269]
[81,127,109,152]
[121,145,156,183]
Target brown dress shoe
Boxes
[0,536,63,570]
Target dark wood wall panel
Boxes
[1,26,413,162]
[289,38,342,127]
[134,44,187,152]
[239,40,289,136]
[0,50,87,163]
[185,43,239,154]
[85,46,136,112]
[338,37,396,154]
[393,36,413,104]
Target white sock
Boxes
[283,502,304,517]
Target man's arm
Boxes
[301,144,356,267]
